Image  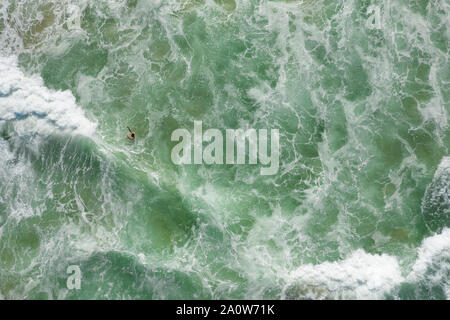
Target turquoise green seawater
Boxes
[0,0,449,299]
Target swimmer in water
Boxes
[126,126,135,140]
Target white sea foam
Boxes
[0,137,37,221]
[285,249,404,299]
[435,156,450,177]
[0,55,96,136]
[284,226,450,299]
[408,228,450,297]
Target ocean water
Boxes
[0,0,449,300]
